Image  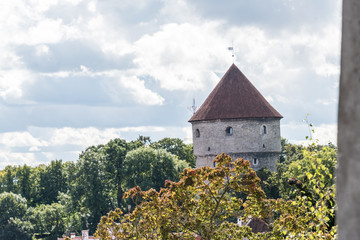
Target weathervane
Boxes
[228,41,235,63]
[188,98,198,115]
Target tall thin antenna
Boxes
[228,41,235,63]
[187,98,198,115]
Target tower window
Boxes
[253,158,259,165]
[195,129,200,138]
[262,125,267,135]
[225,127,233,136]
[208,147,211,151]
[263,144,266,148]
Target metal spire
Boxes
[188,98,198,115]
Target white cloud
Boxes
[87,1,96,13]
[160,0,198,23]
[0,125,189,168]
[118,126,166,132]
[282,122,337,146]
[28,19,60,43]
[0,0,340,108]
[0,152,37,167]
[29,146,41,152]
[0,1,76,46]
[131,17,340,105]
[229,24,340,77]
[85,14,132,56]
[133,22,229,91]
[316,98,337,106]
[46,126,164,147]
[182,126,192,144]
[40,65,99,78]
[313,123,337,145]
[49,127,121,147]
[0,131,47,148]
[292,26,341,77]
[0,0,131,60]
[35,44,50,56]
[40,67,165,105]
[119,76,165,105]
[0,69,34,103]
[0,126,170,152]
[27,0,59,12]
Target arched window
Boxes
[262,125,267,135]
[263,144,266,148]
[253,158,259,165]
[195,129,200,138]
[225,127,233,136]
[208,146,211,151]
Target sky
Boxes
[0,0,341,169]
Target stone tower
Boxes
[189,64,282,171]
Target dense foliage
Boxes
[97,144,337,239]
[0,137,337,239]
[97,153,264,239]
[0,137,193,239]
[0,192,30,239]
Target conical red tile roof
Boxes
[189,64,282,122]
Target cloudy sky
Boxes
[0,0,341,168]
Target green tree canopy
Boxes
[97,151,337,239]
[123,147,189,191]
[0,192,30,239]
[75,145,115,232]
[150,138,195,167]
[97,154,265,239]
[102,138,129,208]
[17,165,32,202]
[25,203,66,240]
[38,160,66,205]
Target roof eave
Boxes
[189,115,283,123]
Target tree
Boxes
[62,161,78,190]
[268,140,336,202]
[150,138,196,167]
[123,147,189,192]
[267,146,337,239]
[251,145,337,239]
[76,146,115,232]
[102,138,129,208]
[97,151,337,239]
[38,160,66,204]
[4,167,15,193]
[0,192,31,239]
[279,138,305,164]
[97,154,267,239]
[256,168,280,199]
[24,203,66,240]
[56,192,89,236]
[17,165,32,201]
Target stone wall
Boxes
[195,152,278,172]
[191,118,281,171]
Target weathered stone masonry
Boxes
[191,118,280,171]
